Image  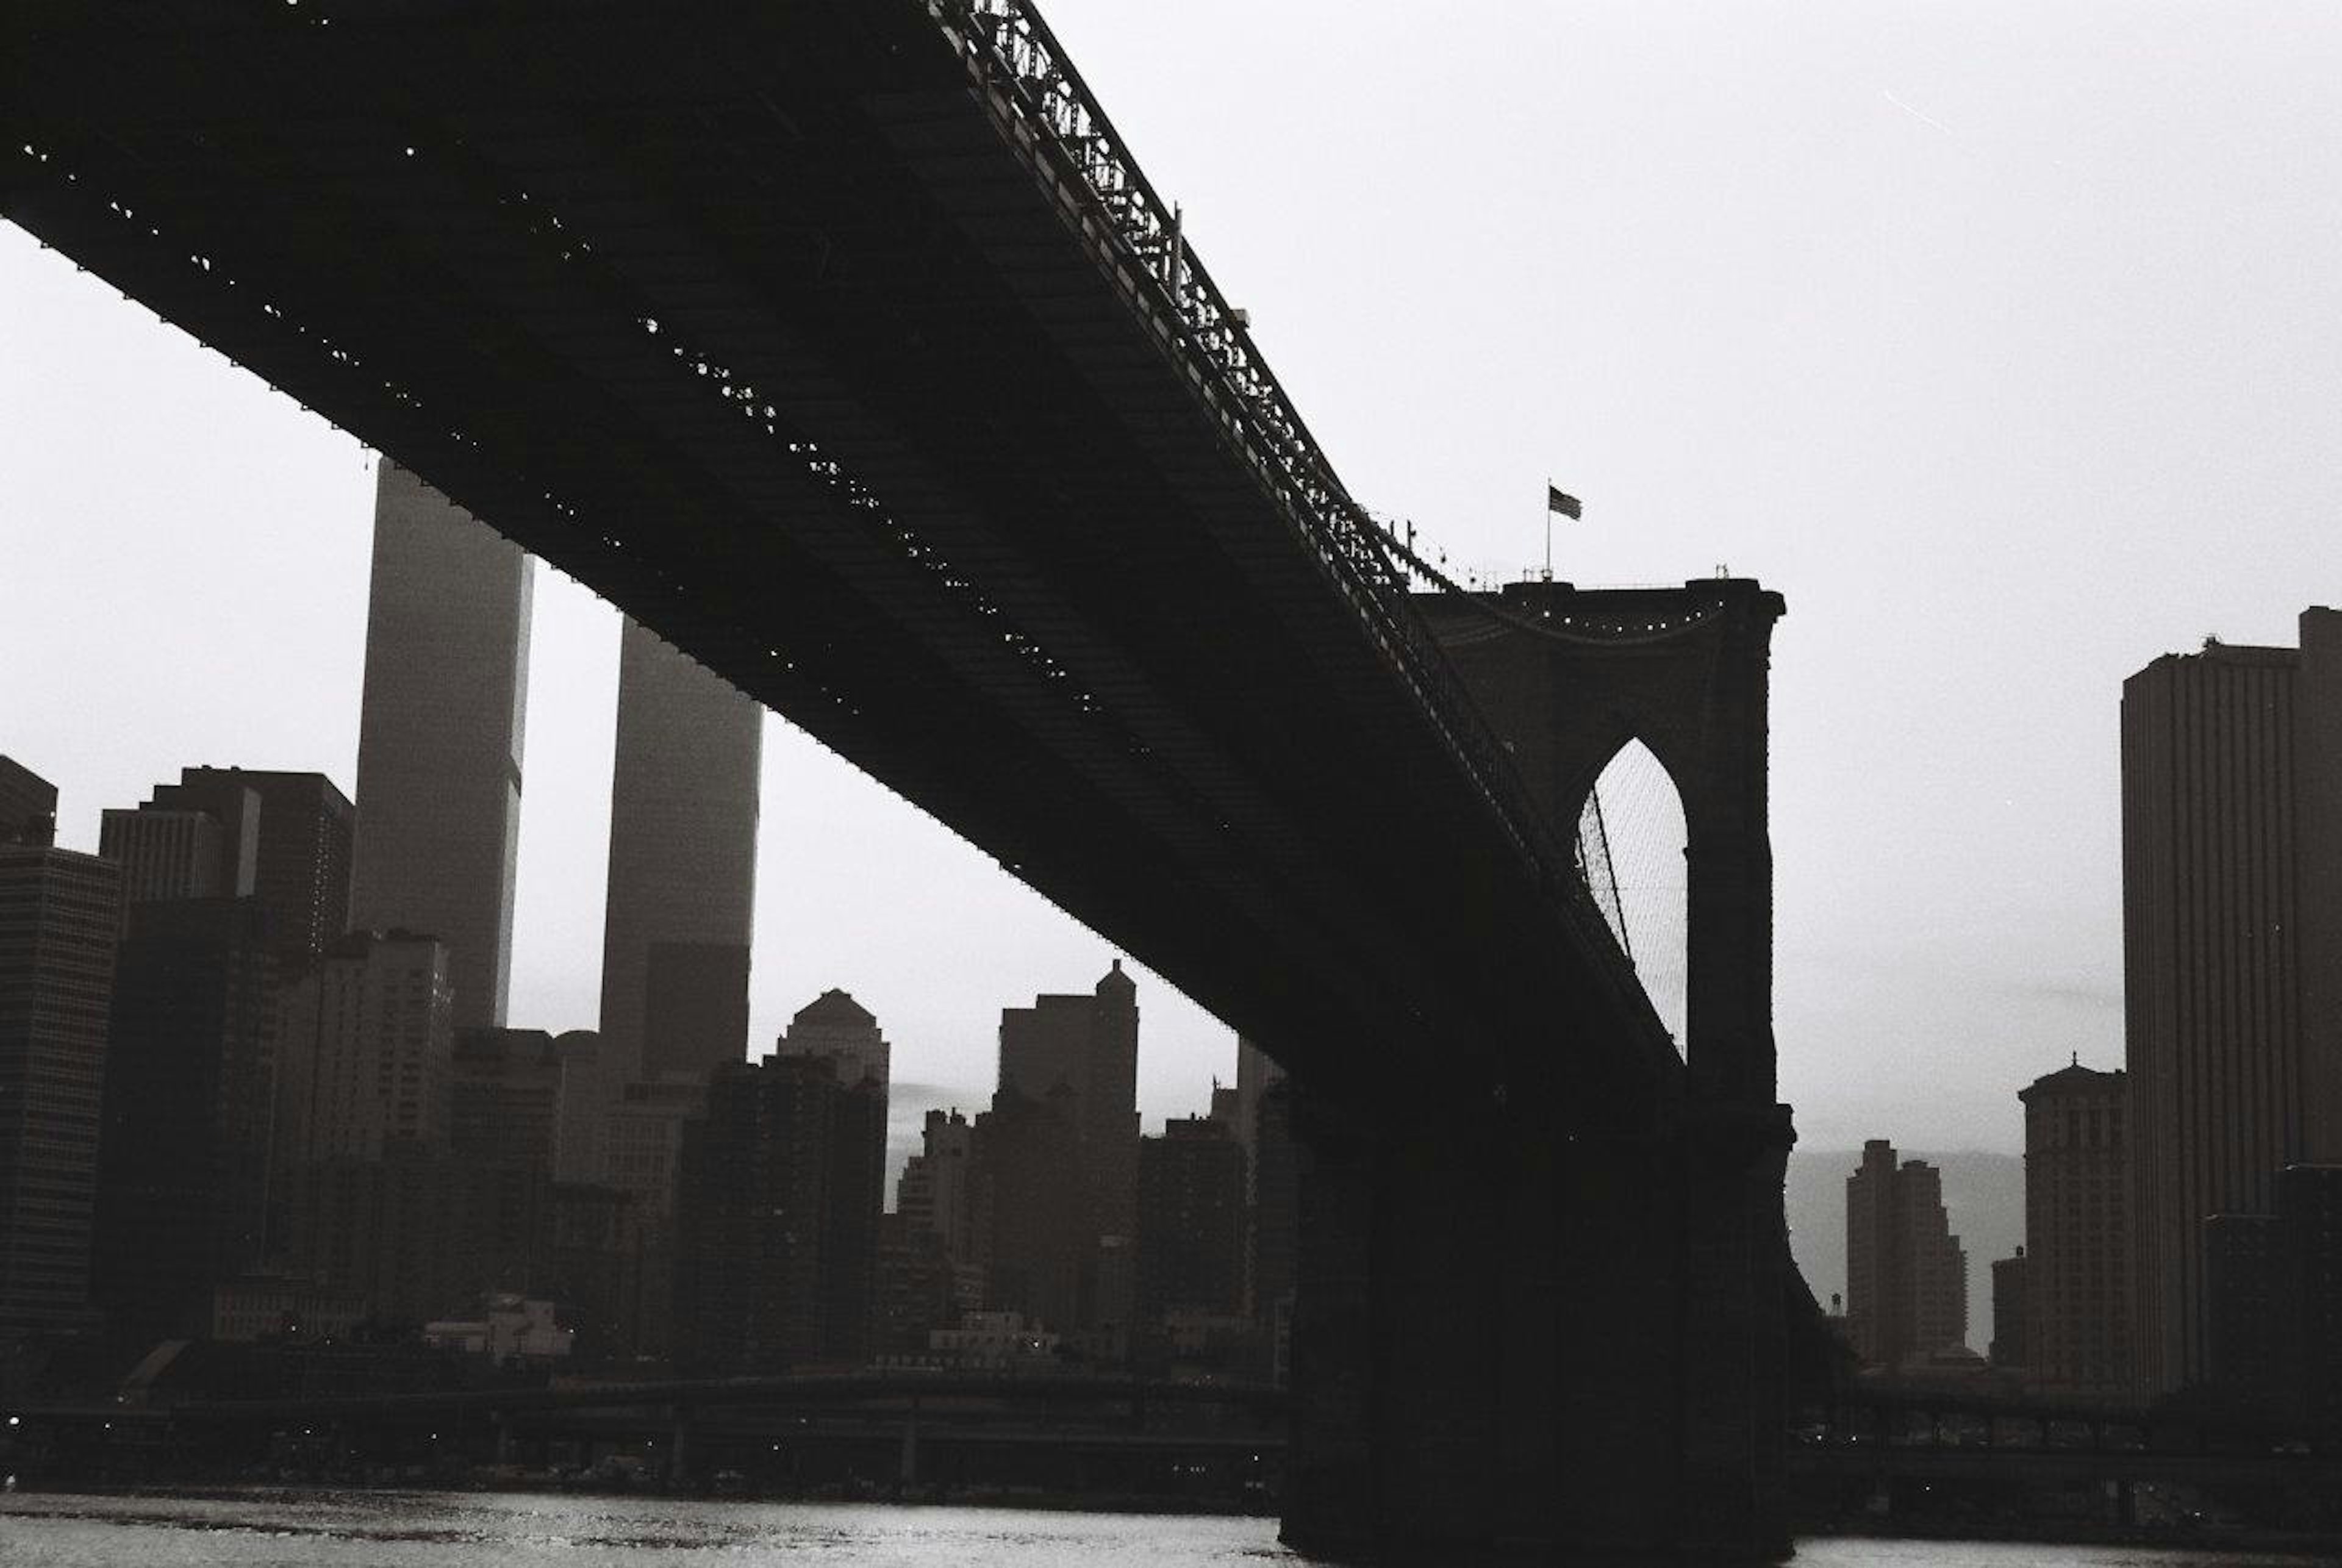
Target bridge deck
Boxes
[5,0,1669,1097]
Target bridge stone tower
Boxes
[1281,578,1794,1566]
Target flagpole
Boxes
[1542,476,1553,582]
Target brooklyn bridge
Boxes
[5,2,1796,1560]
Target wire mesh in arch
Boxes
[1575,740,1688,1048]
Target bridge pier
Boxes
[1283,1082,1792,1565]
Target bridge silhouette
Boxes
[7,2,1795,1561]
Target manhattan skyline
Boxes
[7,1,2342,1152]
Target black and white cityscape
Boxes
[8,2,2342,1565]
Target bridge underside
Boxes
[7,5,1796,1561]
[4,0,1667,1103]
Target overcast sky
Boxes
[6,1,2340,1156]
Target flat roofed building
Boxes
[349,461,532,1031]
[2122,609,2342,1395]
[598,618,760,1083]
[0,841,120,1335]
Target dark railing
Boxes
[929,0,1591,913]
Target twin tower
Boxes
[351,462,762,1081]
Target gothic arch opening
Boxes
[1577,737,1689,1051]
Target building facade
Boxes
[1844,1139,1969,1369]
[1137,1115,1248,1324]
[0,836,120,1336]
[152,768,353,965]
[349,461,533,1031]
[2019,1061,2131,1394]
[2122,610,2342,1395]
[598,618,761,1083]
[94,898,279,1342]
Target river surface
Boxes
[0,1491,2315,1566]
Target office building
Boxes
[349,461,533,1031]
[151,768,353,965]
[98,797,249,913]
[449,1028,568,1178]
[1989,1249,2027,1369]
[0,757,58,847]
[94,898,280,1342]
[673,1052,884,1372]
[276,929,454,1167]
[0,833,120,1336]
[1137,1115,1248,1323]
[777,988,890,1092]
[1845,1139,1968,1369]
[997,961,1141,1249]
[2018,1059,2131,1395]
[598,618,761,1082]
[2122,610,2342,1394]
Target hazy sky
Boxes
[6,2,2340,1156]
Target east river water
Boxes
[0,1491,2316,1567]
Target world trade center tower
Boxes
[599,618,763,1083]
[349,462,533,1031]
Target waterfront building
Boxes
[2122,610,2342,1395]
[0,832,120,1336]
[1845,1139,1969,1369]
[673,1052,884,1372]
[2019,1059,2131,1395]
[598,617,761,1083]
[348,461,532,1031]
[94,898,279,1342]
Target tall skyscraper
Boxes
[776,989,890,1092]
[1844,1139,1969,1369]
[598,618,761,1083]
[151,768,353,966]
[2019,1060,2131,1395]
[0,818,120,1337]
[95,898,278,1341]
[2122,609,2342,1395]
[349,461,532,1031]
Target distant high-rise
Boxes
[998,961,1140,1241]
[0,830,120,1336]
[95,898,278,1341]
[1844,1139,1968,1369]
[152,768,353,965]
[777,989,890,1092]
[2019,1060,2131,1395]
[2122,610,2342,1395]
[0,757,59,847]
[599,618,761,1083]
[349,461,532,1031]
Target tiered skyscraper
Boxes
[1844,1139,1969,1369]
[598,618,762,1083]
[2122,609,2342,1395]
[349,462,532,1030]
